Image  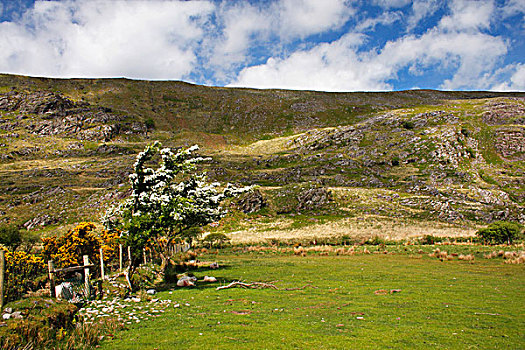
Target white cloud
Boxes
[372,0,411,9]
[204,0,355,82]
[439,0,495,32]
[229,33,392,92]
[0,0,214,79]
[490,63,525,91]
[276,0,354,39]
[376,29,508,90]
[0,0,520,91]
[501,0,525,17]
[207,2,272,75]
[354,11,402,32]
[407,0,441,31]
[230,21,509,92]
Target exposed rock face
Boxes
[495,129,525,159]
[236,189,266,213]
[0,91,76,114]
[23,214,58,230]
[297,187,332,211]
[0,90,147,141]
[483,100,525,125]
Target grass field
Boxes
[101,249,525,349]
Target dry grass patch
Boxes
[227,215,476,244]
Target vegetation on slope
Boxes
[0,74,523,241]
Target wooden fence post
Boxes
[83,255,90,295]
[99,248,105,280]
[143,248,147,265]
[48,260,56,298]
[0,250,5,310]
[119,244,123,271]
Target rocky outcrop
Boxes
[494,129,525,159]
[236,189,266,213]
[23,214,58,230]
[483,100,525,125]
[0,91,147,141]
[297,187,332,211]
[0,91,76,115]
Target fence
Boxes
[0,242,193,304]
[0,250,4,310]
[48,255,94,302]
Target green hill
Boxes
[0,74,523,242]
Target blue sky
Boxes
[0,0,524,91]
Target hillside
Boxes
[0,74,524,242]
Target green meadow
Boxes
[102,249,525,349]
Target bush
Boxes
[144,117,155,130]
[202,232,230,248]
[401,120,415,130]
[365,236,386,246]
[41,222,119,272]
[0,225,40,253]
[2,249,46,302]
[0,297,79,349]
[419,235,444,245]
[0,225,22,251]
[476,221,523,245]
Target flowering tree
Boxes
[102,142,250,284]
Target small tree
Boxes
[202,232,231,248]
[476,221,523,245]
[102,142,250,287]
[0,225,38,252]
[0,225,22,251]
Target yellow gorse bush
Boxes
[100,229,120,262]
[2,248,45,301]
[41,222,120,270]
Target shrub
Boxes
[401,120,415,130]
[365,236,386,246]
[102,142,250,281]
[41,222,101,269]
[41,222,119,272]
[476,221,523,245]
[419,235,443,245]
[0,297,80,349]
[202,232,230,248]
[2,249,46,302]
[99,229,120,266]
[144,117,155,130]
[0,225,22,251]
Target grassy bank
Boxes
[101,249,525,349]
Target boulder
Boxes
[236,189,266,213]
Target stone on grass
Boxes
[203,276,217,282]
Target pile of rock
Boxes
[2,307,23,320]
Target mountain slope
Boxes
[0,74,523,240]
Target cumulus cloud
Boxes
[207,2,272,76]
[206,0,354,80]
[0,0,521,91]
[490,63,525,91]
[230,0,509,92]
[439,0,495,32]
[276,0,354,39]
[0,0,214,79]
[407,0,442,30]
[229,33,393,91]
[372,0,411,9]
[354,11,402,32]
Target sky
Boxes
[0,0,524,92]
